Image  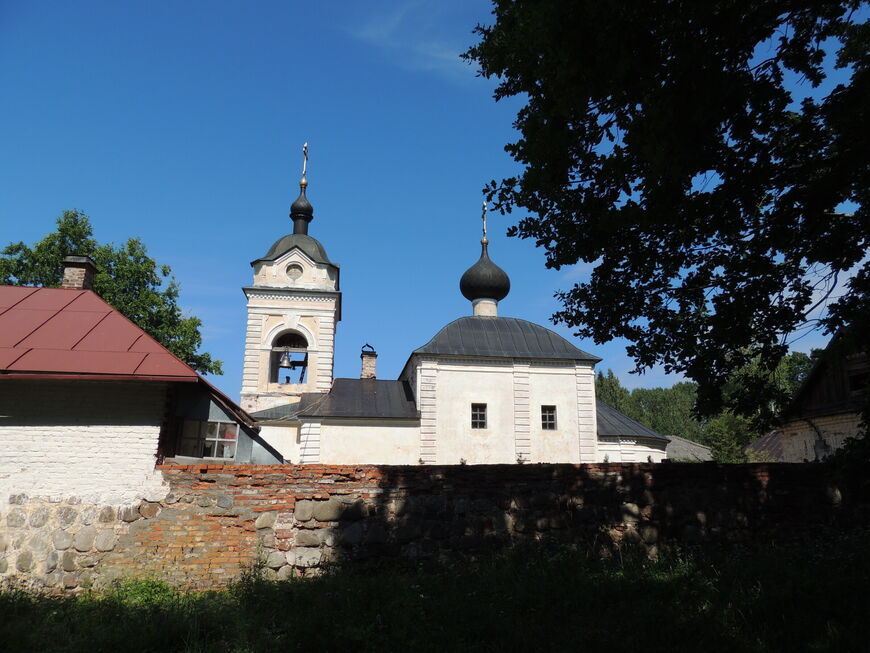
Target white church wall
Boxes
[598,436,667,463]
[434,360,516,464]
[298,421,321,464]
[0,380,168,505]
[574,363,599,462]
[252,249,338,291]
[319,421,420,465]
[241,290,339,413]
[527,365,584,463]
[258,424,300,463]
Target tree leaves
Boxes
[0,210,222,375]
[466,0,868,419]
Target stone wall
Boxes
[2,462,868,593]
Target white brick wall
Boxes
[780,412,864,462]
[0,380,169,505]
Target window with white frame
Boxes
[541,405,557,430]
[471,403,487,429]
[177,420,238,459]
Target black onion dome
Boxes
[460,241,510,302]
[290,183,313,219]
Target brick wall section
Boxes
[2,462,869,593]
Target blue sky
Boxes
[0,1,839,398]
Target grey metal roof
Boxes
[665,434,713,461]
[251,233,335,266]
[412,316,601,362]
[596,400,669,441]
[744,430,785,462]
[297,378,419,420]
[250,400,302,422]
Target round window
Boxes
[286,264,303,281]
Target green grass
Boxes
[2,532,869,653]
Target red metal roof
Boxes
[0,286,198,380]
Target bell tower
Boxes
[240,144,341,413]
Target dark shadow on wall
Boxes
[291,461,868,574]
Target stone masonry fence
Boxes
[2,462,869,593]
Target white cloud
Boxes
[346,2,476,81]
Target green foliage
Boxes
[629,382,705,443]
[595,369,630,413]
[466,1,869,420]
[3,535,870,652]
[0,210,222,375]
[595,353,814,461]
[704,411,757,462]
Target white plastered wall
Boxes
[402,356,604,465]
[241,248,340,413]
[258,423,301,463]
[0,380,169,506]
[598,437,668,463]
[319,420,420,464]
[779,412,863,462]
[432,359,523,465]
[527,364,585,463]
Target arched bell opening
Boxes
[270,331,308,384]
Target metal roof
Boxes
[411,316,600,362]
[250,400,302,422]
[252,233,335,266]
[0,286,197,379]
[596,400,669,441]
[0,284,259,430]
[665,434,713,461]
[745,430,785,462]
[296,378,419,420]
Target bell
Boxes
[278,350,292,368]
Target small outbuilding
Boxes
[0,257,281,506]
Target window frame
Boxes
[471,403,487,429]
[541,405,557,430]
[177,419,239,460]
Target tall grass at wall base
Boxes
[2,532,869,653]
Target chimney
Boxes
[360,344,377,379]
[61,255,97,291]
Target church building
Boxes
[241,150,669,465]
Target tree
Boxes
[0,210,222,375]
[465,1,869,419]
[595,369,631,413]
[628,383,705,442]
[720,350,816,427]
[704,411,758,462]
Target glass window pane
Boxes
[218,442,236,459]
[541,405,557,430]
[219,423,238,440]
[202,440,216,458]
[471,403,487,429]
[203,422,219,439]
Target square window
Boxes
[541,405,557,430]
[471,403,487,429]
[176,420,237,460]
